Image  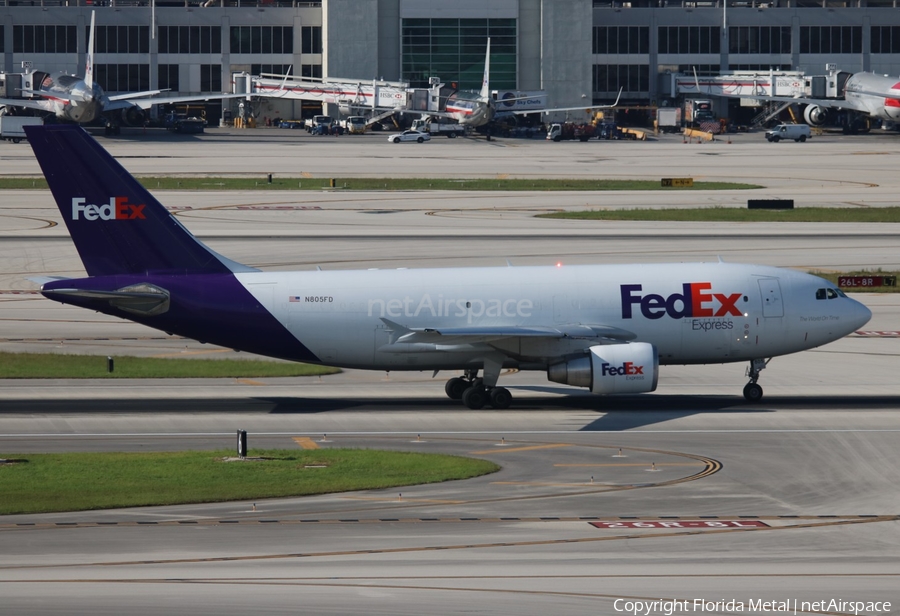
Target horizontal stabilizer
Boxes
[26,276,70,286]
[42,283,170,316]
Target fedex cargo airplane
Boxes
[25,124,871,408]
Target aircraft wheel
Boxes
[445,377,468,400]
[743,382,763,402]
[462,386,488,410]
[489,387,512,410]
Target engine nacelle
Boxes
[803,105,829,126]
[121,106,147,127]
[548,343,659,395]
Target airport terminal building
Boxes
[1,0,900,122]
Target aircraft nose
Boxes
[848,298,872,331]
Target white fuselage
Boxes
[843,72,900,121]
[236,261,870,371]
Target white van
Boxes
[765,124,811,142]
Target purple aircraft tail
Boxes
[25,124,238,277]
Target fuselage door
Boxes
[758,278,784,318]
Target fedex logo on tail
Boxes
[621,283,743,320]
[71,197,146,221]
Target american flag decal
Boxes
[289,296,302,302]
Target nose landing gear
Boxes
[743,358,769,402]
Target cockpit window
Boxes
[816,287,843,300]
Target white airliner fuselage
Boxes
[236,262,867,371]
[26,124,871,409]
[841,72,900,122]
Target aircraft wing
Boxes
[514,88,623,116]
[381,318,635,346]
[108,89,167,102]
[105,93,246,111]
[0,97,57,111]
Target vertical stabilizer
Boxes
[84,11,95,89]
[479,38,491,101]
[25,124,239,277]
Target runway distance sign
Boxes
[661,178,694,187]
[590,520,769,529]
[838,275,896,288]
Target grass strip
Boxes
[0,177,758,191]
[0,449,500,515]
[0,352,339,379]
[539,207,900,223]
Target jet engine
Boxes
[547,342,659,395]
[803,105,829,126]
[121,106,147,127]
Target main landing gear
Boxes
[444,364,512,410]
[743,358,769,402]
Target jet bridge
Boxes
[232,72,411,115]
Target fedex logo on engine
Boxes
[601,361,644,377]
[71,197,146,221]
[621,283,742,320]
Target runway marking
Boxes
[235,378,267,386]
[339,497,466,504]
[0,515,891,532]
[491,481,627,487]
[292,437,319,450]
[554,463,705,467]
[1,516,895,571]
[468,443,572,455]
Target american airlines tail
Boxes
[84,11,95,90]
[479,38,491,101]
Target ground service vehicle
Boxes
[411,118,465,138]
[765,124,812,142]
[345,116,367,134]
[388,129,431,143]
[26,124,872,409]
[546,123,595,142]
[0,115,42,143]
[305,115,331,132]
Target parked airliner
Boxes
[0,12,237,131]
[734,71,900,131]
[437,39,621,130]
[25,124,871,408]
